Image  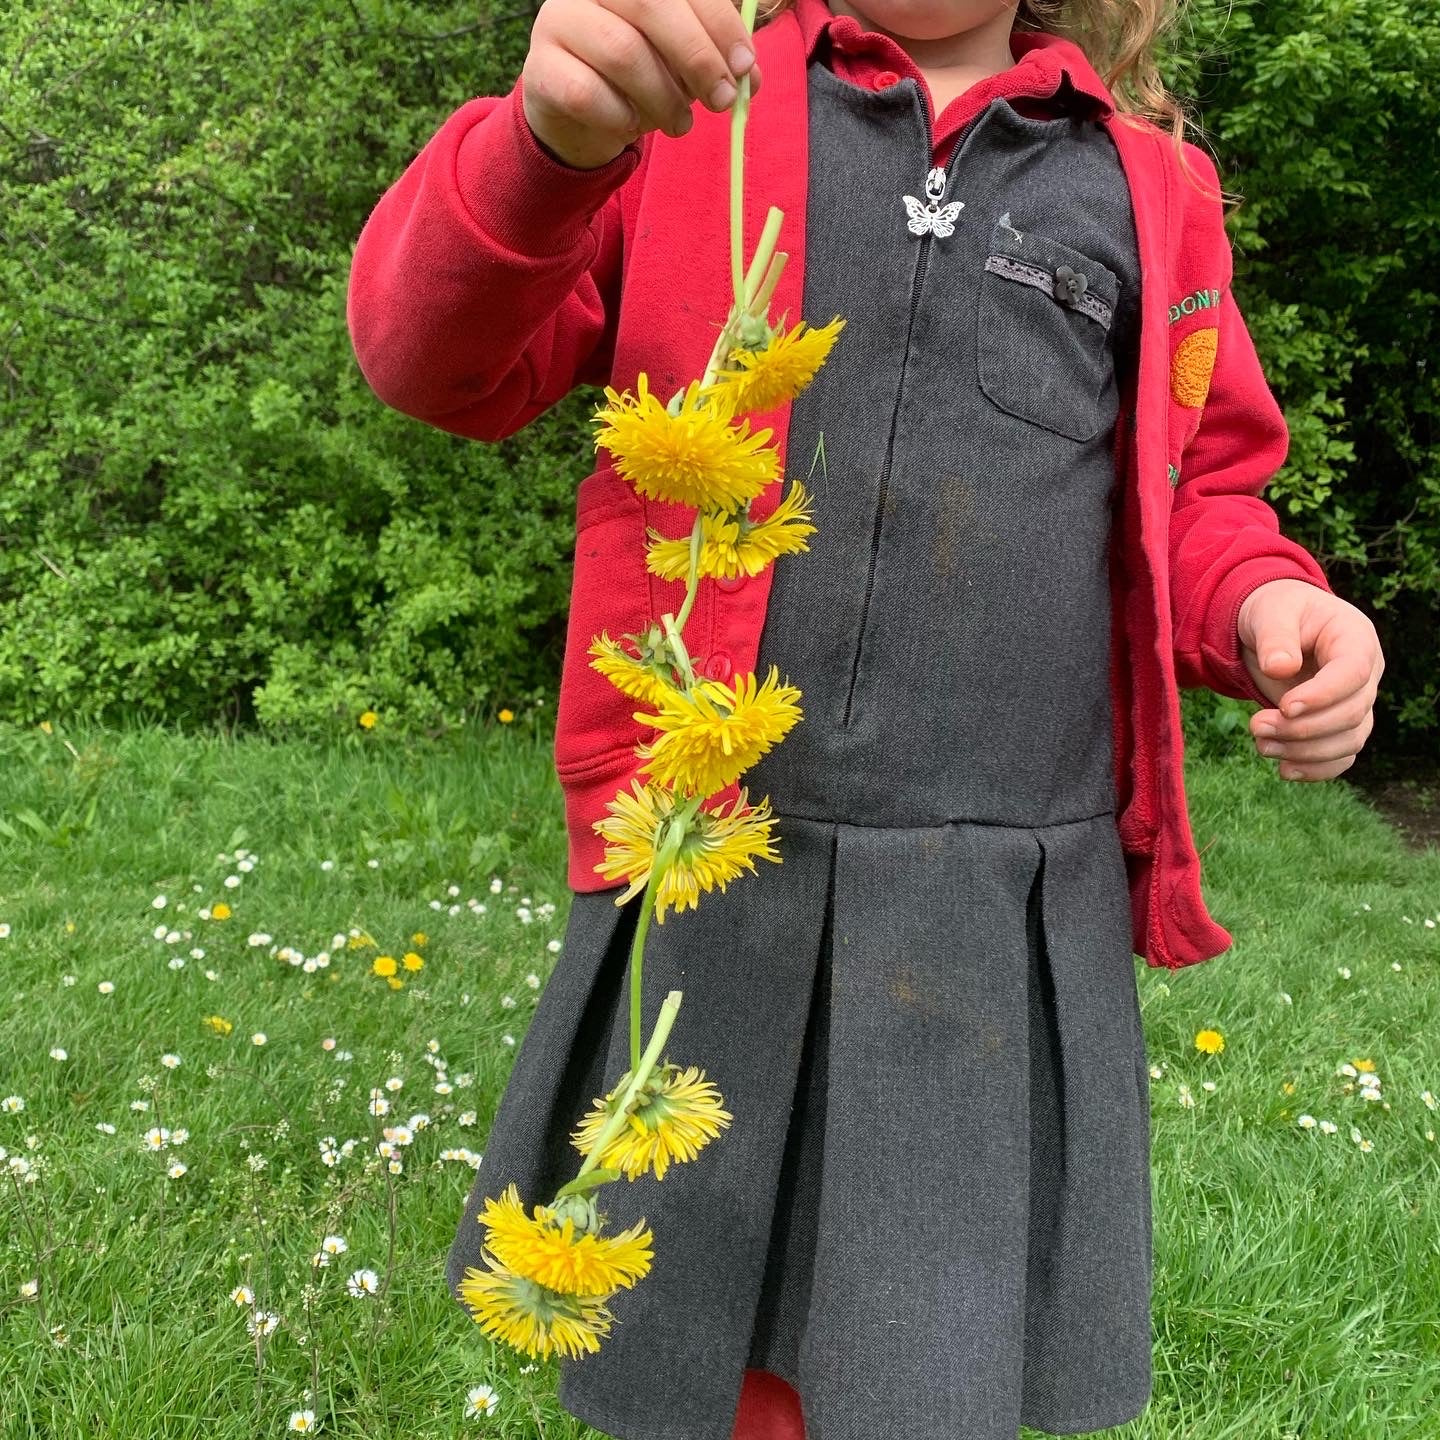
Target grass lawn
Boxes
[0,717,1436,1439]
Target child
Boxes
[347,1,1384,1436]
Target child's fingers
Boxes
[1251,688,1374,745]
[1272,612,1381,720]
[604,0,750,113]
[686,0,763,90]
[1276,755,1358,782]
[1254,712,1372,765]
[562,8,697,136]
[528,42,644,142]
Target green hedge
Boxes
[1165,0,1439,746]
[1,0,1434,744]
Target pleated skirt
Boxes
[445,809,1155,1440]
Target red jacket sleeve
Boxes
[1167,148,1331,703]
[346,79,647,441]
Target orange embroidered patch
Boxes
[1171,326,1218,408]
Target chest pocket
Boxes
[975,216,1121,443]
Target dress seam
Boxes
[774,808,1118,833]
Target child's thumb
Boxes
[1252,610,1305,678]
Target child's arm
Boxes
[1166,145,1382,778]
[1165,274,1330,704]
[347,2,759,442]
[345,80,645,441]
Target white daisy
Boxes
[465,1384,500,1418]
[346,1269,379,1298]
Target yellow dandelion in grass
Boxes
[498,708,515,724]
[589,631,679,709]
[402,951,424,972]
[386,976,404,990]
[592,374,779,511]
[456,1252,616,1361]
[372,954,398,978]
[634,665,801,796]
[347,930,377,950]
[210,902,231,921]
[646,479,817,583]
[202,1015,233,1036]
[703,314,846,416]
[411,932,427,947]
[572,1062,733,1181]
[1353,1058,1376,1073]
[593,782,781,923]
[1195,1028,1225,1055]
[479,1183,654,1295]
[358,710,378,729]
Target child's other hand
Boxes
[1236,579,1384,781]
[522,0,762,171]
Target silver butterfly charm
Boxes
[901,166,964,239]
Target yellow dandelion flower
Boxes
[1352,1058,1375,1073]
[347,930,377,950]
[591,374,780,510]
[210,902,231,921]
[202,1015,234,1037]
[703,314,846,415]
[646,479,816,583]
[588,632,679,708]
[39,719,53,734]
[593,782,781,923]
[572,1062,733,1181]
[372,954,398,978]
[456,1252,615,1361]
[387,976,404,990]
[411,932,427,947]
[498,708,515,723]
[634,665,801,796]
[402,951,424,972]
[1195,1028,1225,1055]
[479,1184,653,1295]
[358,710,378,729]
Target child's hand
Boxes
[1236,579,1384,780]
[521,0,763,171]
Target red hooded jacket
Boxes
[346,6,1331,970]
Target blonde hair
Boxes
[747,0,1234,206]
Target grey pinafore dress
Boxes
[447,54,1154,1440]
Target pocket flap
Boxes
[984,215,1119,330]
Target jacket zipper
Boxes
[840,92,990,728]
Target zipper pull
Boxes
[901,166,964,239]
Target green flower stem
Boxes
[626,857,662,1075]
[569,983,686,1190]
[662,610,698,688]
[749,247,788,318]
[672,517,705,638]
[729,0,761,309]
[742,208,785,310]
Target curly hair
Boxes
[745,0,1231,205]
